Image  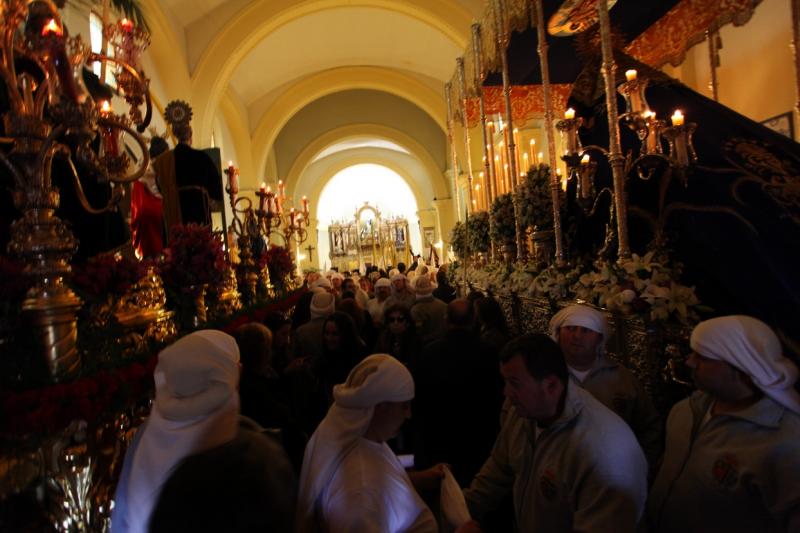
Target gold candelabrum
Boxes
[556,69,698,255]
[224,163,309,302]
[1,0,152,382]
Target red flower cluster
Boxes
[71,253,153,300]
[1,356,157,436]
[262,245,295,284]
[161,224,226,293]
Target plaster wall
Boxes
[662,0,795,128]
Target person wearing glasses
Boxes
[375,304,421,367]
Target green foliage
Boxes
[467,211,491,254]
[489,193,516,245]
[450,211,491,257]
[450,221,466,258]
[516,164,556,230]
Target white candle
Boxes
[671,110,684,127]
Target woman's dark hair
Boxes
[291,291,314,329]
[337,299,365,332]
[436,269,449,286]
[475,296,510,336]
[233,322,272,374]
[323,311,363,353]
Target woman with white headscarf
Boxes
[296,354,477,533]
[111,330,242,533]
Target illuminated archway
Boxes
[316,164,421,269]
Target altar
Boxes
[327,203,411,271]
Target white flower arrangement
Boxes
[571,251,703,323]
[451,249,704,325]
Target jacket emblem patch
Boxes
[539,468,558,501]
[711,454,739,488]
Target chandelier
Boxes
[1,0,152,382]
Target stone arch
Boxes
[190,0,472,143]
[250,67,447,178]
[285,123,448,202]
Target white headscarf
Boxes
[549,304,610,344]
[310,291,335,320]
[119,330,240,533]
[690,315,800,414]
[296,354,414,533]
[310,277,332,291]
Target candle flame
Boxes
[100,100,112,113]
[42,19,63,37]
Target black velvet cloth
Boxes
[173,143,223,226]
[568,53,800,359]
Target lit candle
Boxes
[99,100,112,115]
[529,139,537,166]
[671,110,684,127]
[258,183,266,211]
[475,183,481,211]
[513,128,522,175]
[278,179,285,199]
[564,108,576,120]
[120,18,134,32]
[581,154,590,166]
[494,155,502,194]
[522,152,529,171]
[503,163,509,192]
[290,207,296,225]
[302,195,309,215]
[538,152,544,165]
[226,161,238,194]
[625,69,637,82]
[42,19,63,37]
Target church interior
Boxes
[0,0,798,530]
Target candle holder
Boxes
[576,156,597,204]
[1,0,152,382]
[617,75,650,116]
[556,115,584,168]
[661,122,698,185]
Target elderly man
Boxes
[549,304,662,467]
[367,277,392,326]
[112,330,295,533]
[385,273,416,310]
[464,333,648,533]
[409,276,447,346]
[648,316,800,532]
[296,354,479,533]
[292,291,335,361]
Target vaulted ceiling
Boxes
[143,0,486,194]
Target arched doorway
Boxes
[316,163,421,271]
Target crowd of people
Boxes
[111,262,800,532]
